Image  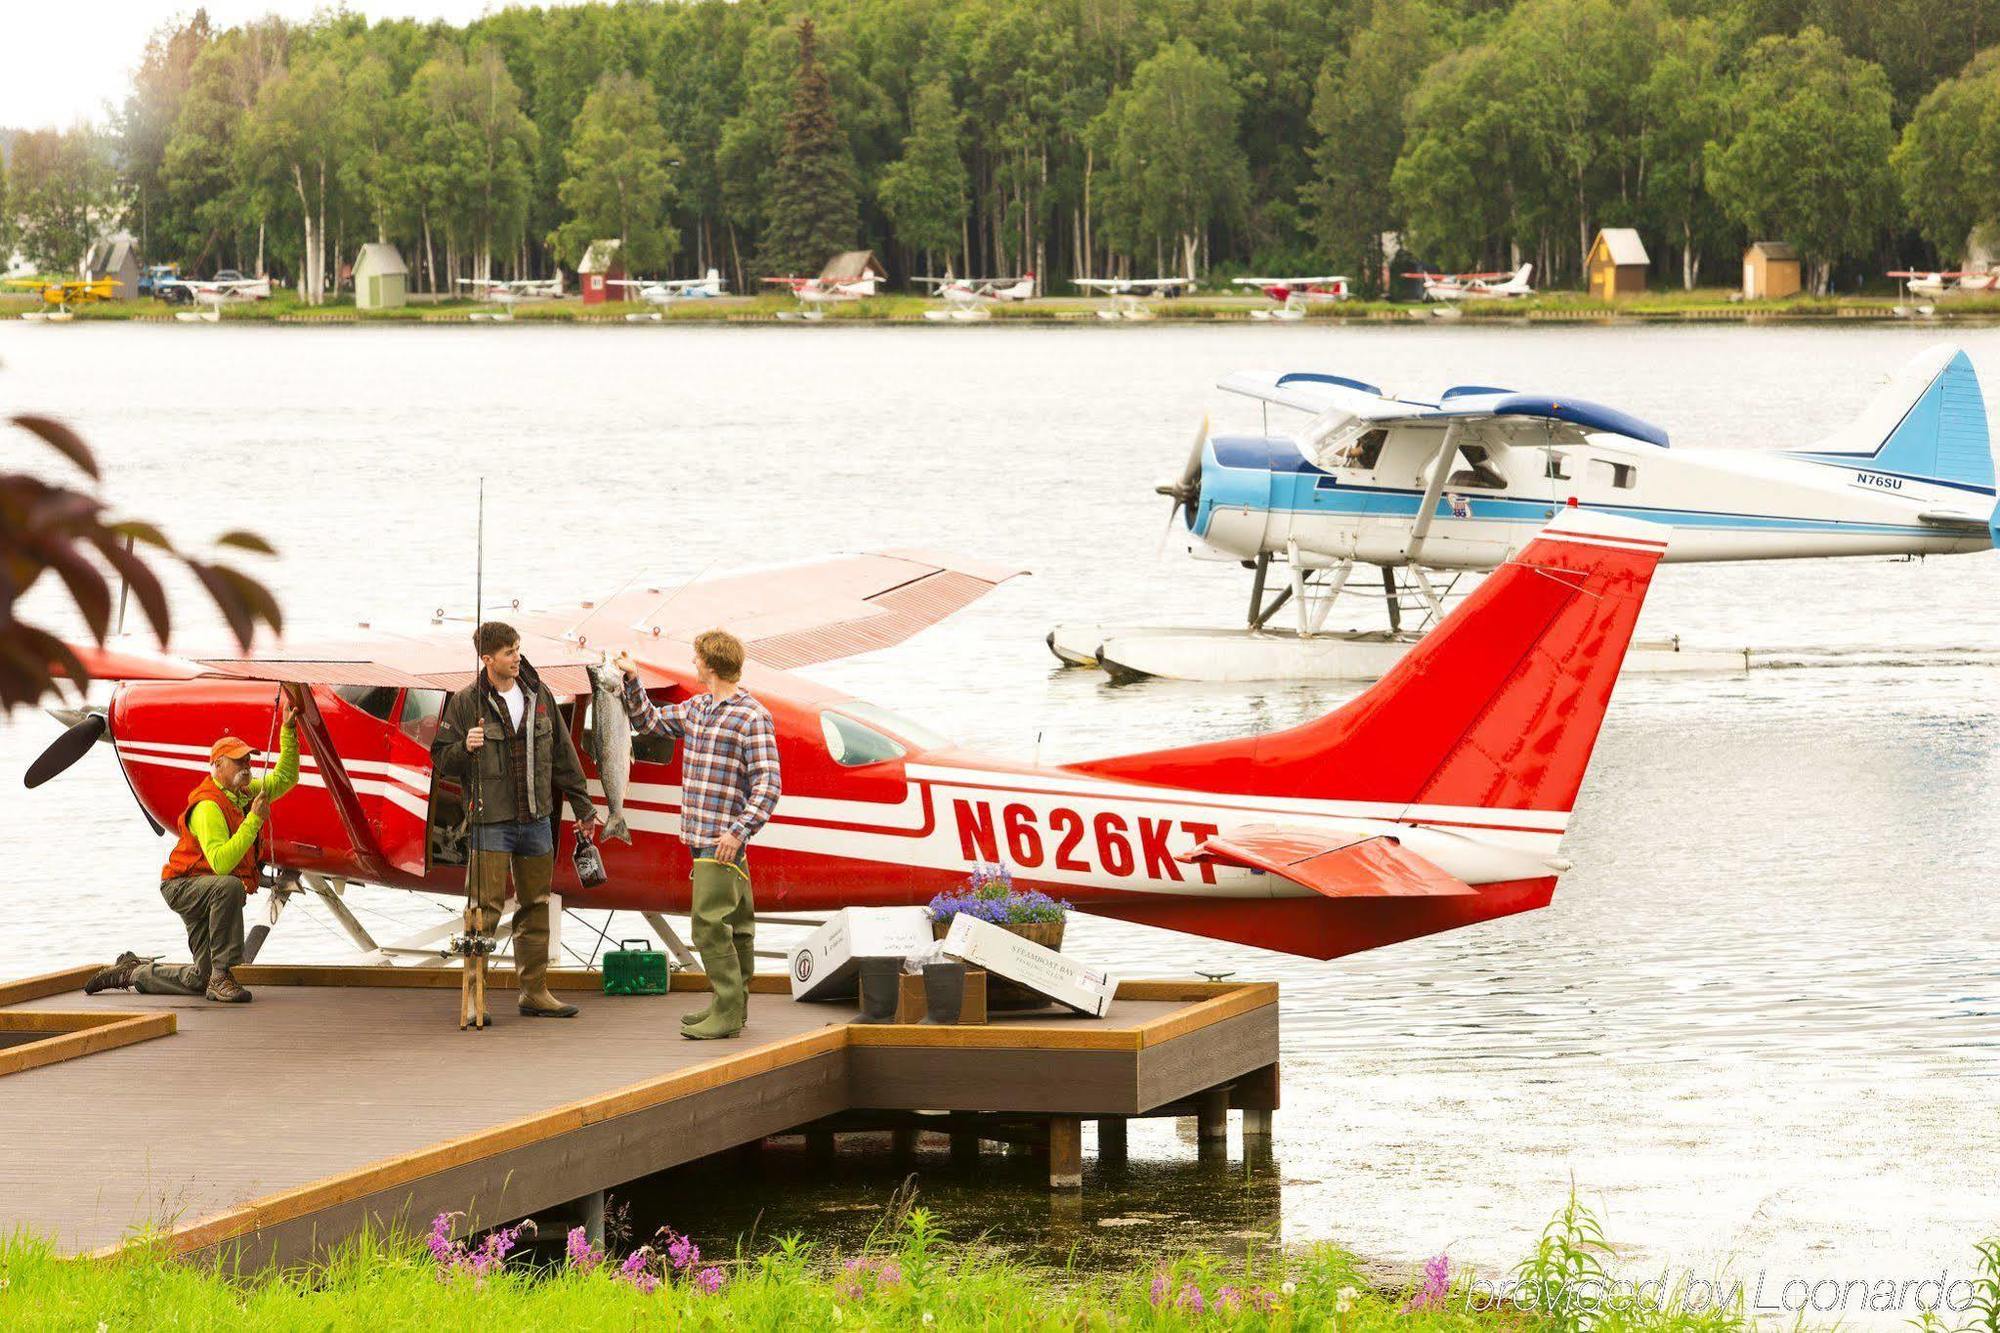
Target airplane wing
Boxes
[510,550,1027,672]
[1216,371,1670,447]
[64,551,1025,690]
[1179,825,1477,897]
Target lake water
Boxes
[3,320,1996,1317]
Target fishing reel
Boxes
[448,932,497,958]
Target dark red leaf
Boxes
[9,416,99,479]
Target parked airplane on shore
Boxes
[1074,275,1194,320]
[457,274,563,320]
[16,277,119,320]
[764,272,879,319]
[1233,275,1350,320]
[609,269,727,316]
[1888,269,1999,299]
[1406,264,1535,301]
[34,516,1665,963]
[916,272,1036,319]
[1050,343,1997,681]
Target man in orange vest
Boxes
[86,692,301,1003]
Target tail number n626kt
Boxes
[952,798,1219,883]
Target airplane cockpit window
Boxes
[399,688,447,747]
[1447,442,1508,490]
[1324,426,1389,471]
[333,684,399,720]
[821,711,906,767]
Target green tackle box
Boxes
[602,939,670,996]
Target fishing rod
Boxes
[457,478,492,1029]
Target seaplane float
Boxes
[1050,343,1998,683]
[33,516,1665,965]
[608,269,727,320]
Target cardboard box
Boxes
[788,907,934,1002]
[940,915,1118,1017]
[893,968,988,1025]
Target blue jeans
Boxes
[471,818,554,856]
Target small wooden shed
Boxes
[83,233,141,300]
[1742,241,1801,300]
[579,240,625,305]
[1586,228,1649,300]
[820,250,887,286]
[353,243,408,309]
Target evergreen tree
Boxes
[877,79,968,269]
[554,72,680,272]
[758,17,859,277]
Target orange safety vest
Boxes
[160,775,260,892]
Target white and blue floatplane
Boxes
[1051,344,1998,682]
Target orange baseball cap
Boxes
[210,736,257,762]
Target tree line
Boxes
[3,0,2000,303]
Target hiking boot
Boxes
[205,969,253,1003]
[84,952,142,995]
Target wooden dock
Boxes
[0,963,1277,1269]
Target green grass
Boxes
[12,1191,1987,1331]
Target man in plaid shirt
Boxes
[613,630,780,1040]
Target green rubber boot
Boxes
[737,939,756,1023]
[682,948,746,1040]
[680,995,714,1028]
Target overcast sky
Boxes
[3,3,578,131]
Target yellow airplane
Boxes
[38,277,119,307]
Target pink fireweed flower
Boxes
[877,1261,902,1286]
[565,1226,603,1273]
[697,1265,726,1295]
[619,1248,659,1294]
[1403,1252,1451,1312]
[1149,1270,1170,1305]
[665,1231,700,1272]
[1180,1283,1206,1314]
[1215,1285,1241,1312]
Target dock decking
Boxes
[0,963,1277,1269]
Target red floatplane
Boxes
[40,510,1664,962]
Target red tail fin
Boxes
[1067,511,1667,814]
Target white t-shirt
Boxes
[498,682,525,731]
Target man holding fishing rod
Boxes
[612,632,781,1041]
[434,622,600,1020]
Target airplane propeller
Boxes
[1154,415,1209,553]
[25,711,107,788]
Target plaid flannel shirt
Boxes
[622,676,782,851]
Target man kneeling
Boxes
[87,692,300,1003]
